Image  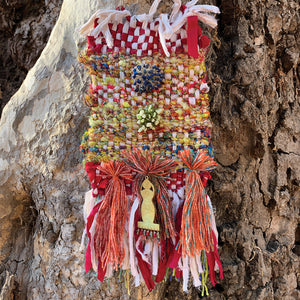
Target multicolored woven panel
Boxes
[79,0,223,294]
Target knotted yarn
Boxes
[93,161,132,271]
[178,149,217,256]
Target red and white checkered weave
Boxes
[86,12,210,57]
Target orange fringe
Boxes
[122,148,177,239]
[178,150,217,257]
[94,161,132,270]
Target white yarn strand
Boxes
[182,256,190,292]
[207,195,218,240]
[196,253,204,274]
[190,256,202,287]
[134,272,141,287]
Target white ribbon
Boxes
[78,9,131,48]
[129,197,139,276]
[136,235,150,263]
[134,272,141,287]
[152,241,159,275]
[106,262,113,278]
[172,191,180,218]
[207,195,218,241]
[182,256,190,292]
[158,13,173,57]
[80,189,96,250]
[90,211,99,272]
[170,0,182,22]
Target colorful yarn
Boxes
[122,148,177,239]
[79,0,222,293]
[93,161,132,271]
[178,150,217,256]
[79,52,212,165]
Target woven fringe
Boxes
[83,152,222,291]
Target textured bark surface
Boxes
[0,0,299,299]
[0,0,63,115]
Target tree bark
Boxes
[0,0,299,299]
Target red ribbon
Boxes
[85,202,101,272]
[187,16,200,58]
[206,231,224,286]
[187,16,211,58]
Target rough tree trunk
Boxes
[0,0,299,299]
[0,0,63,115]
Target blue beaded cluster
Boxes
[132,64,164,93]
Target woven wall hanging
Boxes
[79,0,223,294]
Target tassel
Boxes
[93,160,132,272]
[122,148,177,239]
[178,150,217,257]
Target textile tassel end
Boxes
[178,149,217,257]
[93,161,132,272]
